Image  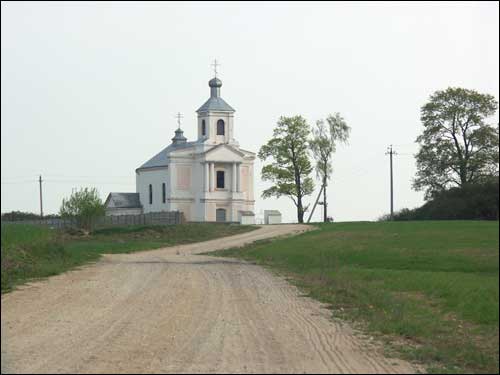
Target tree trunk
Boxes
[460,162,468,186]
[297,195,304,223]
[294,158,304,223]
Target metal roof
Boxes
[239,211,255,216]
[197,76,235,113]
[209,77,222,87]
[264,210,282,215]
[106,193,141,208]
[171,128,187,144]
[137,142,196,170]
[196,97,235,113]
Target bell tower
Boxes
[196,60,237,145]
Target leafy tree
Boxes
[309,113,350,222]
[59,187,105,231]
[414,87,499,199]
[258,115,314,223]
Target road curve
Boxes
[1,224,418,374]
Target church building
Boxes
[105,72,256,223]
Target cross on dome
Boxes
[175,112,184,129]
[211,59,220,78]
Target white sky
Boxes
[2,1,499,222]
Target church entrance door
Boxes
[216,208,226,222]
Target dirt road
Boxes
[1,224,418,374]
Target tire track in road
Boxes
[255,267,348,373]
[2,224,420,374]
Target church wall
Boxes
[230,203,241,222]
[239,161,255,220]
[237,162,254,202]
[191,160,206,221]
[175,165,191,191]
[170,162,195,200]
[206,202,216,221]
[241,165,249,194]
[169,162,191,199]
[136,168,170,214]
[247,162,255,201]
[171,202,192,221]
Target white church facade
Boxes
[105,74,256,223]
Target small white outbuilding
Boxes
[264,210,282,225]
[104,193,143,216]
[239,210,256,225]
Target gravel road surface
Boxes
[1,224,418,374]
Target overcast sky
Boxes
[2,1,499,222]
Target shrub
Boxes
[59,188,105,231]
[383,179,499,221]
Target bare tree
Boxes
[309,113,350,222]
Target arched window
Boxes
[217,119,225,135]
[201,119,206,136]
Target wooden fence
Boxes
[1,211,184,229]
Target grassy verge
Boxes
[1,223,256,293]
[210,221,499,374]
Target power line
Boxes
[43,174,132,178]
[44,179,133,183]
[2,180,134,184]
[2,174,132,179]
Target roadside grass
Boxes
[211,221,499,374]
[1,223,256,293]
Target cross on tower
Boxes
[175,112,184,129]
[211,59,220,78]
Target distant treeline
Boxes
[1,211,61,222]
[382,180,499,221]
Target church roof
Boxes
[137,142,196,170]
[171,128,187,144]
[209,77,222,87]
[196,76,235,113]
[105,193,141,209]
[196,97,235,113]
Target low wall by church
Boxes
[2,211,185,229]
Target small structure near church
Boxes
[264,210,282,225]
[239,211,256,225]
[105,63,256,223]
[104,193,142,216]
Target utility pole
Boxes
[385,145,397,220]
[39,175,43,218]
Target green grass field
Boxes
[211,221,499,374]
[1,223,256,293]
